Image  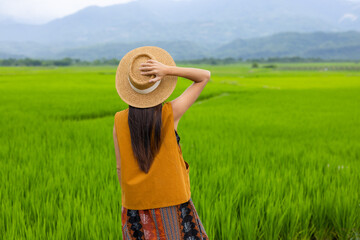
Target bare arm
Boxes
[139,60,211,130]
[165,66,210,129]
[113,124,121,185]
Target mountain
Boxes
[1,31,359,60]
[215,31,360,60]
[0,0,360,60]
[53,41,211,60]
[0,0,359,47]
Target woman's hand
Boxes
[139,59,169,83]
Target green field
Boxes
[1,63,360,239]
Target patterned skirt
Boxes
[121,197,209,240]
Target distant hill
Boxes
[52,41,211,61]
[1,31,359,61]
[214,31,360,60]
[0,40,211,60]
[0,0,359,47]
[1,0,360,60]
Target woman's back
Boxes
[116,102,209,239]
[114,46,211,239]
[114,102,191,210]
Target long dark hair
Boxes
[128,102,163,173]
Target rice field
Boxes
[1,63,360,239]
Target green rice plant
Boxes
[1,64,359,239]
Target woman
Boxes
[113,46,210,240]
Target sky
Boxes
[0,0,135,24]
[1,0,359,25]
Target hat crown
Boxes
[116,46,177,108]
[128,53,157,93]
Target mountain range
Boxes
[0,0,360,60]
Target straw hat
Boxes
[115,46,177,108]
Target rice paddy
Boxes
[1,63,360,239]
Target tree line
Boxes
[0,57,119,66]
[0,56,358,67]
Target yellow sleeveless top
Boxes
[114,102,191,210]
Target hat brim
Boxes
[116,46,177,108]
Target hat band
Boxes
[128,76,161,94]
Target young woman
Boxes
[113,47,210,240]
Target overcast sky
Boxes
[1,0,359,25]
[0,0,135,24]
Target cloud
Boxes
[339,13,358,22]
[344,0,360,9]
[0,0,134,24]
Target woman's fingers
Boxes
[139,66,153,71]
[141,70,156,75]
[140,62,153,67]
[149,77,160,83]
[140,61,161,80]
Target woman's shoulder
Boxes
[114,108,129,119]
[162,101,173,115]
[163,101,171,108]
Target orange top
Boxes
[114,102,191,210]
